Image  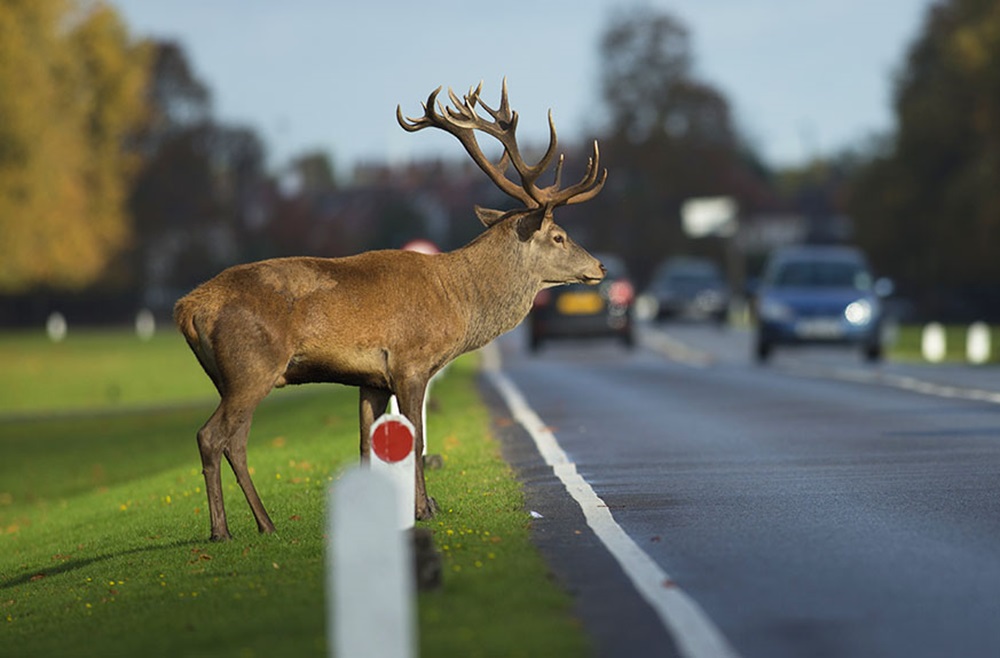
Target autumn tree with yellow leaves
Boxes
[0,0,150,293]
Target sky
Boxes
[109,0,936,176]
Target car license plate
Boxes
[795,318,844,338]
[556,290,604,315]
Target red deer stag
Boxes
[174,79,607,541]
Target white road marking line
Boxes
[481,344,740,658]
[639,328,714,368]
[782,362,1000,406]
[640,325,1000,407]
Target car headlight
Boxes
[844,299,875,325]
[759,299,793,321]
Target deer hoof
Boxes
[416,496,439,520]
[209,530,233,542]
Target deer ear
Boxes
[515,211,547,242]
[474,206,506,227]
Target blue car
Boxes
[752,245,890,363]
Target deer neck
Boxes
[445,223,540,351]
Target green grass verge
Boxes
[0,330,589,658]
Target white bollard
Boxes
[327,468,415,658]
[921,322,946,363]
[967,322,991,365]
[369,413,416,530]
[46,312,67,343]
[135,309,156,341]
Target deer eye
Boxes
[553,234,565,245]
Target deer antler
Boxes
[397,79,607,209]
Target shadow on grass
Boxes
[0,536,203,591]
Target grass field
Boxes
[0,330,590,657]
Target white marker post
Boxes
[135,309,156,341]
[369,413,416,530]
[46,312,67,343]
[967,322,991,365]
[327,468,415,658]
[922,322,946,363]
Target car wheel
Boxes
[621,328,635,350]
[864,342,883,363]
[755,336,772,363]
[529,333,543,353]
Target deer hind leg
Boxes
[195,316,289,541]
[224,411,275,535]
[199,387,275,541]
[198,404,236,541]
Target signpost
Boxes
[401,239,440,255]
[681,196,738,238]
[681,196,741,321]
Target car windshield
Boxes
[655,261,722,285]
[670,271,721,285]
[772,260,871,290]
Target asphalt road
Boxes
[482,322,1000,658]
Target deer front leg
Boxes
[359,386,392,465]
[396,378,437,520]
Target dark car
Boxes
[752,245,891,363]
[528,254,635,351]
[646,257,729,323]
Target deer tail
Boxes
[174,294,223,392]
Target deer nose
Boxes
[600,263,608,276]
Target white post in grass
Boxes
[921,322,946,363]
[967,322,991,365]
[327,468,415,658]
[369,412,416,531]
[46,312,67,343]
[135,309,156,341]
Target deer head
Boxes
[397,79,607,287]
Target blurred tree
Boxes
[591,5,770,285]
[289,151,337,195]
[850,0,1000,306]
[129,42,268,300]
[0,0,149,293]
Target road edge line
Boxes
[481,344,740,658]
